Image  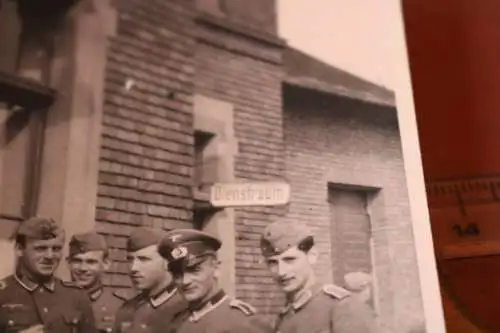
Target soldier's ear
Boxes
[213,262,221,279]
[211,256,221,278]
[306,247,319,265]
[14,242,24,258]
[102,258,111,271]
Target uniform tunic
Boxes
[113,283,187,333]
[86,283,124,333]
[273,284,379,333]
[167,290,271,333]
[0,274,97,333]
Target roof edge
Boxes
[284,47,396,108]
[284,76,396,108]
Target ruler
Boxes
[426,174,500,259]
[426,174,500,332]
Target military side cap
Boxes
[127,226,167,252]
[344,271,372,292]
[260,220,313,257]
[69,231,108,257]
[157,229,221,263]
[12,217,64,240]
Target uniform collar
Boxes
[88,282,104,301]
[281,283,321,314]
[14,271,56,293]
[149,282,177,308]
[188,289,227,322]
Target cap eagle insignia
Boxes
[171,246,188,259]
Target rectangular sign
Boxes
[210,182,291,207]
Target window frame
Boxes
[193,129,221,228]
[0,72,55,221]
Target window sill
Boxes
[0,71,56,109]
[193,187,213,211]
[0,214,24,222]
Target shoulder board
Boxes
[61,280,82,289]
[229,298,257,316]
[322,284,351,300]
[0,279,7,290]
[113,289,136,301]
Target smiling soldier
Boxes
[0,217,97,333]
[157,229,271,333]
[260,220,380,333]
[113,227,187,333]
[67,231,123,332]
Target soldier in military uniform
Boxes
[113,227,187,333]
[67,231,124,332]
[259,221,380,333]
[157,228,271,333]
[0,217,97,333]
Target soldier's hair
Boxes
[68,249,109,261]
[15,234,68,249]
[14,235,27,247]
[297,236,315,253]
[102,249,110,260]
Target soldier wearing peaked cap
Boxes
[113,227,188,333]
[67,231,124,332]
[157,229,272,333]
[260,220,380,333]
[0,217,98,333]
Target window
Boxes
[193,130,218,229]
[0,0,55,222]
[328,188,371,280]
[194,130,215,191]
[328,185,379,310]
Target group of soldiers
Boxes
[0,216,380,333]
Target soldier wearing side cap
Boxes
[0,217,98,333]
[157,229,272,333]
[113,227,187,333]
[260,221,380,333]
[67,231,124,332]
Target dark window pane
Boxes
[0,109,32,217]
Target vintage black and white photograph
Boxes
[0,1,441,333]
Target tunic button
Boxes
[43,308,48,313]
[7,320,14,326]
[140,324,147,329]
[106,328,112,333]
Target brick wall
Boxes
[96,0,196,289]
[283,85,424,333]
[194,16,286,319]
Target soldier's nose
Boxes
[180,274,193,285]
[44,249,55,258]
[277,262,288,276]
